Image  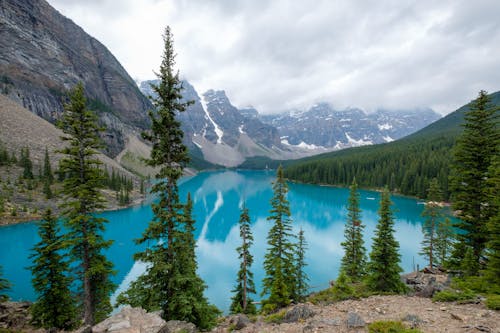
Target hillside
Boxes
[0,94,142,222]
[284,90,500,198]
[0,0,152,157]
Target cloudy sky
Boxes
[47,0,500,115]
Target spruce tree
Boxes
[57,82,115,325]
[435,217,454,267]
[119,27,218,328]
[43,147,53,183]
[366,187,405,293]
[262,165,296,310]
[340,178,366,281]
[484,156,500,287]
[20,147,33,179]
[295,228,309,302]
[230,205,257,315]
[420,178,443,269]
[29,209,77,330]
[449,90,499,271]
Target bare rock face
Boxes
[0,0,152,156]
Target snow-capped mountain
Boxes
[260,103,441,150]
[140,80,287,167]
[139,80,441,167]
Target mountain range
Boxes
[140,80,441,167]
[1,0,442,170]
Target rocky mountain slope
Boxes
[260,104,441,150]
[0,0,152,157]
[0,94,142,222]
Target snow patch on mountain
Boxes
[346,133,373,146]
[200,95,224,144]
[378,123,393,130]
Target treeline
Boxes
[284,136,454,199]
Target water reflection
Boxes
[0,170,427,313]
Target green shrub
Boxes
[368,320,422,333]
[486,295,500,310]
[309,281,372,305]
[432,289,476,302]
[264,309,286,323]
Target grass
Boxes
[486,295,500,310]
[368,320,423,333]
[263,309,286,323]
[308,281,373,305]
[432,289,476,303]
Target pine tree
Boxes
[295,228,309,302]
[0,266,10,302]
[340,178,366,281]
[230,205,257,315]
[168,193,219,329]
[118,27,218,329]
[262,165,296,310]
[43,178,52,199]
[435,217,454,267]
[57,82,115,325]
[20,147,33,179]
[484,156,500,286]
[43,147,53,183]
[420,178,443,269]
[29,209,77,330]
[366,187,406,293]
[449,90,499,271]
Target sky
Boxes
[46,0,500,115]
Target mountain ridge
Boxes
[0,0,152,156]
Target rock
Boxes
[228,314,250,330]
[159,320,197,333]
[450,312,463,321]
[73,324,92,333]
[93,306,166,333]
[0,301,32,330]
[403,271,449,297]
[402,314,424,328]
[475,325,492,332]
[283,304,316,323]
[303,318,341,332]
[346,312,365,328]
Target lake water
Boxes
[0,170,427,312]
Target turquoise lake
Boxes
[0,170,427,312]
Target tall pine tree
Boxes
[262,165,296,311]
[230,205,257,315]
[295,228,309,302]
[484,156,500,287]
[366,187,405,293]
[43,147,53,183]
[435,217,454,268]
[57,82,115,325]
[340,178,366,281]
[420,178,443,269]
[118,27,218,329]
[29,209,77,330]
[449,90,499,272]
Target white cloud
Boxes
[47,0,500,114]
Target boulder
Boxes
[346,312,365,328]
[283,304,316,323]
[228,314,250,330]
[159,320,197,333]
[403,271,449,297]
[92,306,166,333]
